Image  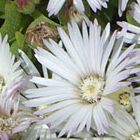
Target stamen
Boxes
[0,115,18,134]
[130,131,140,140]
[119,92,130,106]
[79,76,104,104]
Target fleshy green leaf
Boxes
[11,32,25,57]
[0,0,5,12]
[0,1,23,40]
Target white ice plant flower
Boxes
[24,20,138,137]
[47,0,109,16]
[0,35,42,140]
[108,96,140,140]
[118,0,140,44]
[0,34,29,139]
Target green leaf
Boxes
[0,0,5,12]
[28,14,60,28]
[11,32,25,57]
[0,1,32,40]
[33,0,40,4]
[0,1,23,39]
[11,32,33,59]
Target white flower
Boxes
[0,35,35,139]
[117,0,140,44]
[24,20,137,137]
[0,34,22,138]
[47,0,109,16]
[118,0,129,17]
[108,96,140,140]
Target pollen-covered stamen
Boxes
[119,92,130,106]
[79,76,104,103]
[130,131,140,140]
[0,75,5,93]
[0,115,18,134]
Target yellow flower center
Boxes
[0,75,5,93]
[0,115,17,134]
[79,76,104,104]
[119,92,130,106]
[130,131,140,140]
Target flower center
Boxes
[130,131,140,140]
[0,115,18,134]
[0,75,5,93]
[119,92,130,106]
[79,76,104,104]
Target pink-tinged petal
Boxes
[12,121,31,134]
[0,132,9,140]
[4,78,30,100]
[1,78,29,116]
[12,118,40,134]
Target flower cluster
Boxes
[2,0,140,140]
